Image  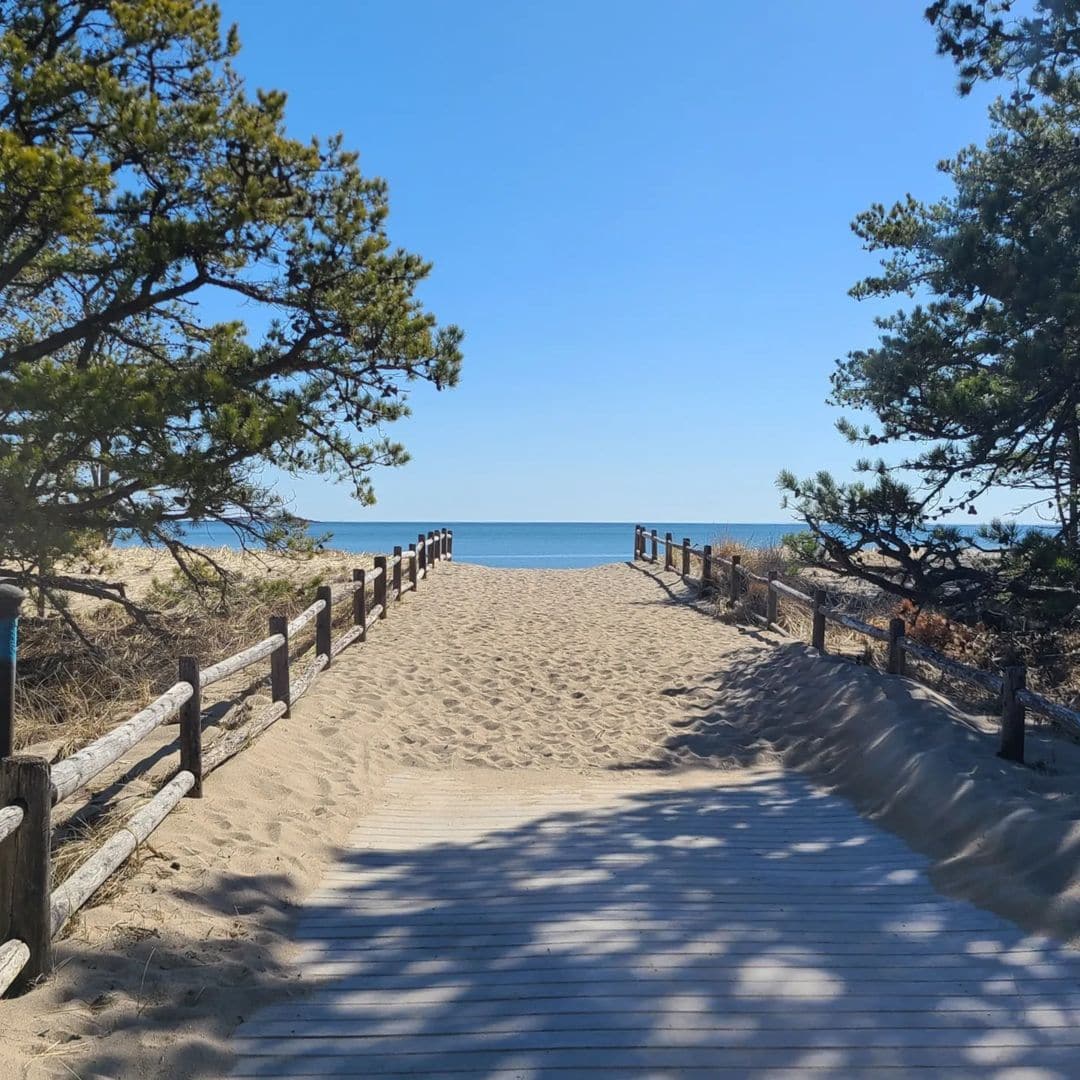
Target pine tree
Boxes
[0,1,462,613]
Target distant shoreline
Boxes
[111,520,1054,571]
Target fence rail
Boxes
[0,526,453,997]
[633,524,1080,764]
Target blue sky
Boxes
[218,0,1011,524]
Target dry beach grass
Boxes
[3,557,1080,1076]
[14,546,377,759]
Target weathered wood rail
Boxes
[0,527,453,997]
[634,524,1080,768]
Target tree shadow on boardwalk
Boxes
[227,775,1080,1077]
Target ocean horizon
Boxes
[144,519,1029,570]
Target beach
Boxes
[4,558,1080,1077]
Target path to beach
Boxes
[224,563,1080,1078]
[8,560,1080,1078]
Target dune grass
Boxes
[14,546,371,759]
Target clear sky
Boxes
[217,0,1011,524]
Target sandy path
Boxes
[356,562,777,772]
[0,561,774,1079]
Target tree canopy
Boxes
[927,0,1080,97]
[781,10,1080,625]
[0,0,462,617]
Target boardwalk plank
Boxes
[230,771,1080,1078]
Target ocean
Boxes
[154,521,801,569]
[129,519,1017,570]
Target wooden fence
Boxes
[0,528,453,996]
[633,524,1080,768]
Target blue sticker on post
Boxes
[0,616,15,666]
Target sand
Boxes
[3,558,1080,1078]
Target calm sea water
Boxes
[127,519,1049,569]
[156,521,805,569]
[132,520,1040,569]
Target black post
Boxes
[1000,665,1027,764]
[812,588,827,652]
[682,538,691,577]
[316,585,333,663]
[409,544,418,591]
[417,533,427,576]
[766,571,778,626]
[178,656,203,797]
[393,546,403,602]
[374,556,388,618]
[887,617,906,676]
[269,614,291,715]
[650,529,658,563]
[353,571,367,641]
[0,756,52,988]
[0,585,25,760]
[729,554,741,606]
[664,532,673,571]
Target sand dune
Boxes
[3,559,1080,1077]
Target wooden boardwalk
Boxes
[231,769,1080,1077]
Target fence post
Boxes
[664,532,673,571]
[316,585,333,663]
[392,546,403,603]
[409,545,418,591]
[441,529,449,559]
[650,529,658,563]
[729,554,741,607]
[812,588,827,652]
[269,614,291,716]
[887,617,906,676]
[682,538,690,577]
[1000,665,1026,764]
[701,544,712,592]
[447,530,453,560]
[417,533,427,576]
[427,532,436,568]
[177,656,203,797]
[352,571,367,642]
[633,526,640,561]
[767,571,778,626]
[0,584,24,760]
[0,756,52,989]
[374,556,388,618]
